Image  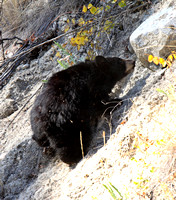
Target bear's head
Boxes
[95,56,135,81]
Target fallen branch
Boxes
[0,23,95,88]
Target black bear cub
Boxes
[30,56,135,165]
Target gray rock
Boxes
[130,0,176,66]
[0,99,18,119]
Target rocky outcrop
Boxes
[130,0,176,66]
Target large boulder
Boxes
[130,0,176,66]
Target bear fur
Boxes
[30,56,135,165]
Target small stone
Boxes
[0,99,18,119]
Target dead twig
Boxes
[80,131,84,159]
[0,22,95,87]
[0,36,24,44]
[0,30,5,61]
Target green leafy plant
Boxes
[42,80,48,83]
[103,182,123,200]
[118,0,127,7]
[156,84,176,101]
[54,41,77,69]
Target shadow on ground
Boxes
[0,139,51,200]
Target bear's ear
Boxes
[95,56,108,67]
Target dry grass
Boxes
[1,0,84,38]
[1,0,32,33]
[127,100,176,199]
